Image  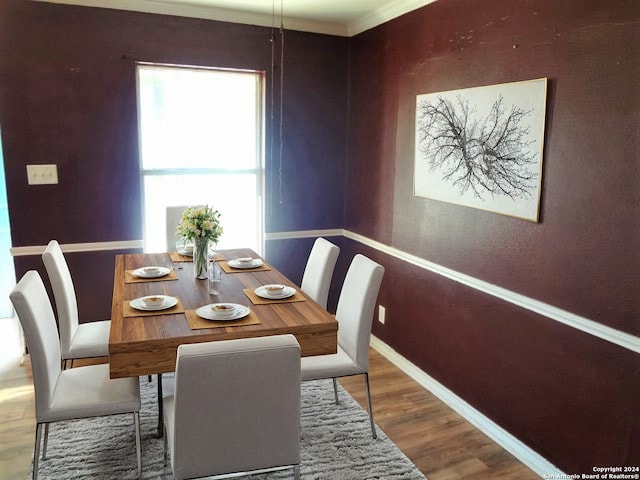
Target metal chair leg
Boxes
[157,373,164,437]
[332,377,339,404]
[33,423,43,480]
[364,373,376,439]
[163,425,171,479]
[134,412,142,480]
[163,428,168,462]
[42,423,50,459]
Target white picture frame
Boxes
[414,78,548,222]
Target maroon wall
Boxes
[0,1,348,321]
[1,0,638,474]
[346,0,639,473]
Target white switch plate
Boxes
[378,305,386,324]
[27,164,58,185]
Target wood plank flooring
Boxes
[340,349,539,479]
[0,337,538,479]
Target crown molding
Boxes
[35,0,437,37]
[35,0,347,36]
[347,0,437,36]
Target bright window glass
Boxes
[137,64,264,253]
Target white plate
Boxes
[176,238,194,253]
[177,248,217,259]
[130,295,178,311]
[196,303,250,321]
[131,266,171,279]
[228,258,263,269]
[255,285,296,300]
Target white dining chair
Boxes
[42,240,110,369]
[163,335,301,480]
[10,271,142,480]
[301,254,385,438]
[300,237,340,309]
[166,205,189,251]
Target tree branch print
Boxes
[416,94,539,200]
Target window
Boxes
[137,64,264,253]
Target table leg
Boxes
[157,373,164,438]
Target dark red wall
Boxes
[0,0,348,321]
[1,0,638,474]
[346,0,640,473]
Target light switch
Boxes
[27,164,58,185]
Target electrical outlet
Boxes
[378,305,386,324]
[27,164,58,185]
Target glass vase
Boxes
[193,236,209,279]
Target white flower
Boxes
[176,205,223,243]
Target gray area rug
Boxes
[35,376,425,479]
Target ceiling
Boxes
[36,0,437,36]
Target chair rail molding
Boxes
[265,229,343,240]
[267,228,640,355]
[10,240,143,256]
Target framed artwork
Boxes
[414,78,547,221]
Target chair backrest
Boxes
[300,237,340,309]
[42,240,79,357]
[166,206,188,251]
[10,271,62,422]
[170,335,301,480]
[336,254,385,371]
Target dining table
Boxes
[109,247,339,436]
[109,247,338,379]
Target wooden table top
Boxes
[108,248,338,379]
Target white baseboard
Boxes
[371,335,563,478]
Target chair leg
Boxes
[61,359,67,370]
[42,423,50,459]
[293,464,301,480]
[163,429,168,463]
[133,412,142,480]
[33,423,43,480]
[157,373,164,438]
[163,430,171,480]
[364,373,376,439]
[332,377,339,404]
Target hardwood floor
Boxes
[0,319,537,479]
[340,349,539,479]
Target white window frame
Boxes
[136,63,265,254]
